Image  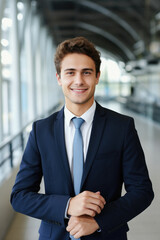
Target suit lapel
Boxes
[54,108,74,193]
[81,103,107,189]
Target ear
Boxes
[96,71,100,85]
[56,73,62,86]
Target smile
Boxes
[71,88,88,93]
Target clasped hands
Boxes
[66,191,106,239]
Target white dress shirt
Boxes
[64,101,100,224]
[64,101,96,179]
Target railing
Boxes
[0,131,24,169]
[0,103,61,182]
[125,96,160,124]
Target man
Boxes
[11,37,154,240]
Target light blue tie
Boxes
[71,117,84,240]
[72,117,84,195]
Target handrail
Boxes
[0,103,61,172]
[0,122,31,151]
[0,103,61,150]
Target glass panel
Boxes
[17,1,25,24]
[1,0,13,140]
[2,81,10,137]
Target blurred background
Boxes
[0,0,160,239]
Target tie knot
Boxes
[72,117,84,129]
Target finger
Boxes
[83,205,102,216]
[82,208,96,217]
[67,218,76,231]
[93,192,106,205]
[67,217,82,238]
[82,200,103,214]
[83,191,106,205]
[70,225,80,237]
[66,225,72,232]
[77,201,102,216]
[87,203,102,214]
[84,196,105,210]
[74,230,83,239]
[89,198,105,209]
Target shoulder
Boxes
[96,102,133,123]
[33,107,64,130]
[96,102,136,137]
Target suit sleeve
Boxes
[10,122,70,228]
[94,118,154,234]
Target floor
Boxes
[4,101,160,240]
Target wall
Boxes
[0,166,19,240]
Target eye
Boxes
[66,71,74,75]
[83,71,91,75]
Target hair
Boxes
[54,36,101,76]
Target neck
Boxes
[66,100,94,116]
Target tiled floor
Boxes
[4,101,160,240]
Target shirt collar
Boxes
[64,101,96,127]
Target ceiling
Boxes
[33,0,160,62]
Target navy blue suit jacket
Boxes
[11,103,154,240]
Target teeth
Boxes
[72,89,86,92]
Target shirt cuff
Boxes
[64,198,72,219]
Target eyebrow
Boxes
[64,68,76,72]
[82,68,94,72]
[64,68,94,72]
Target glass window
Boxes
[0,0,60,183]
[2,80,10,137]
[1,0,13,140]
[20,42,29,125]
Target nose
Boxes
[74,73,84,85]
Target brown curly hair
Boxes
[54,37,101,76]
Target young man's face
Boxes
[56,53,100,113]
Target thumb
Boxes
[95,191,101,195]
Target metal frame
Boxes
[80,0,141,43]
[77,22,135,60]
[10,0,22,133]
